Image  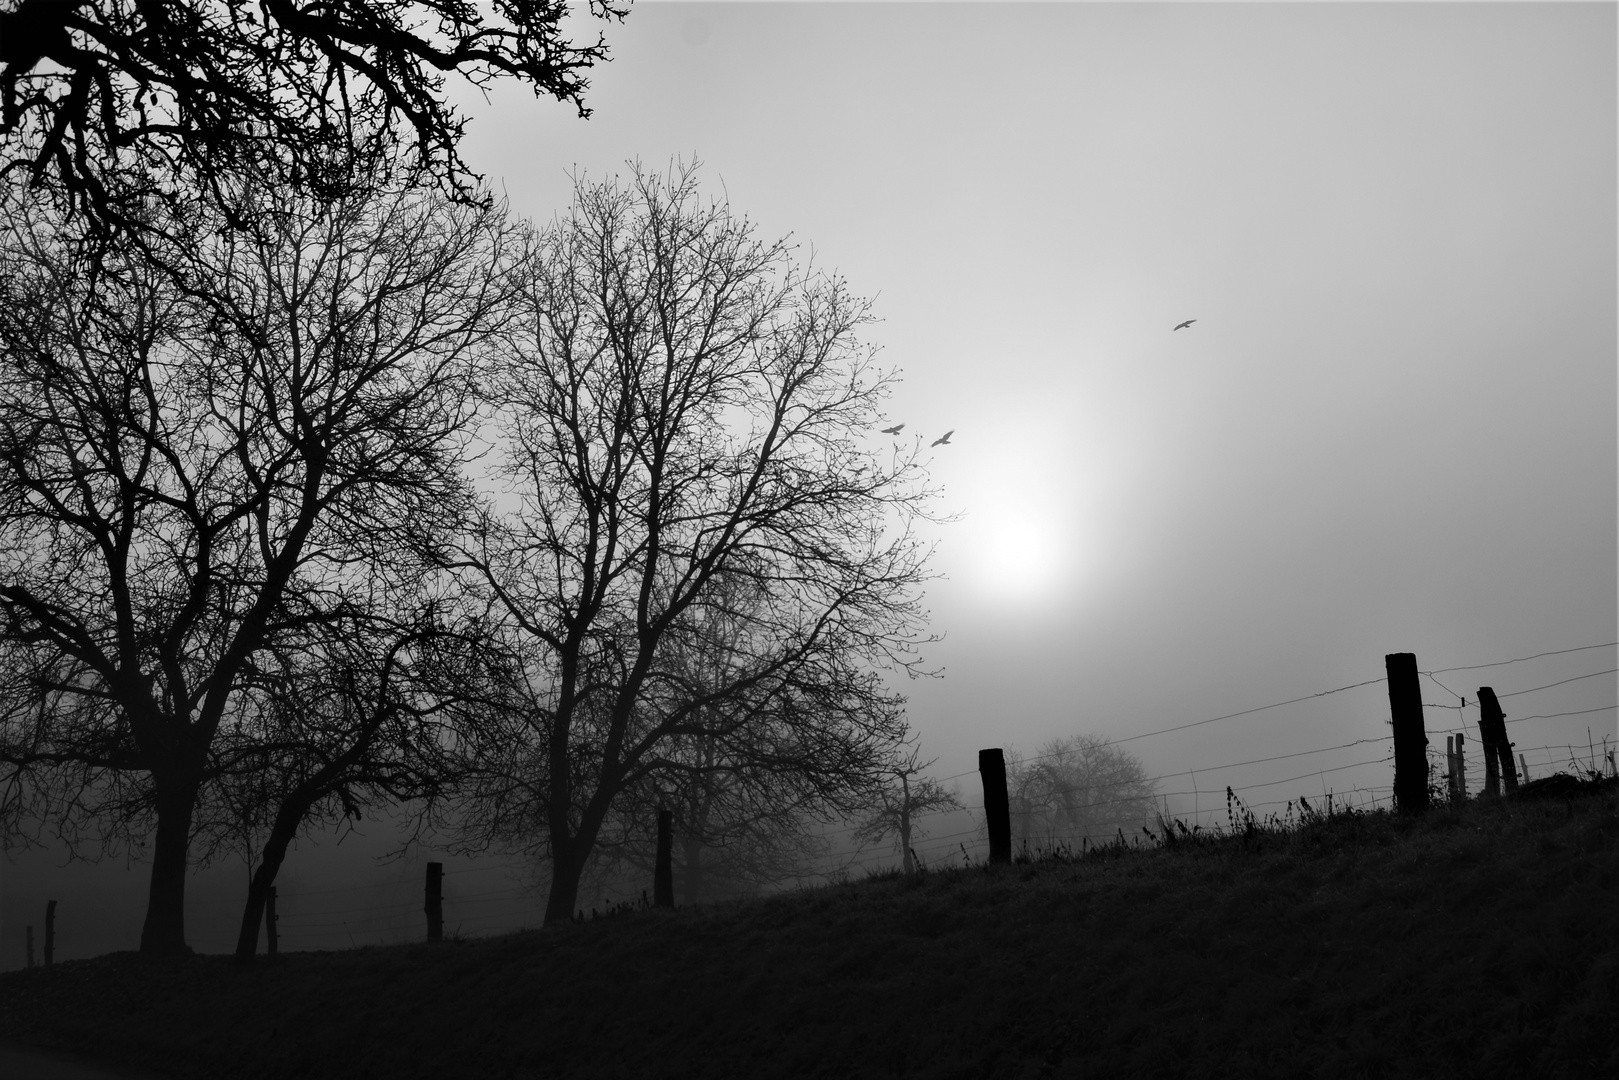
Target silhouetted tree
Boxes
[451,161,938,926]
[853,743,961,875]
[595,580,852,905]
[0,0,628,222]
[0,166,518,954]
[633,733,835,906]
[207,599,497,963]
[1005,735,1157,848]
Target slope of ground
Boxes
[2,784,1615,1079]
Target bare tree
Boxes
[205,596,497,963]
[854,743,961,875]
[454,161,938,926]
[0,168,517,953]
[598,578,852,905]
[1006,735,1158,849]
[636,734,835,906]
[0,0,628,222]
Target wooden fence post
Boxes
[265,886,279,957]
[1386,653,1430,814]
[980,748,1011,864]
[1476,715,1499,797]
[1476,687,1518,792]
[425,862,443,942]
[25,926,33,969]
[44,900,56,966]
[654,809,674,909]
[1450,735,1463,803]
[1519,753,1530,783]
[1454,731,1467,799]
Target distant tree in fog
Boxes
[1005,735,1157,848]
[853,743,961,875]
[0,165,518,955]
[449,161,938,926]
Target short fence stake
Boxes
[25,926,33,968]
[980,748,1011,864]
[1519,753,1530,783]
[1446,736,1457,801]
[425,862,443,942]
[654,809,675,909]
[265,886,279,957]
[44,900,56,966]
[1386,653,1430,814]
[1454,731,1467,799]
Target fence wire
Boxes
[224,641,1618,949]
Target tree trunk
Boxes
[139,778,200,955]
[233,803,303,964]
[544,841,589,927]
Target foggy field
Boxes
[3,785,1615,1080]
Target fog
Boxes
[5,2,1614,969]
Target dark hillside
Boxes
[3,783,1615,1079]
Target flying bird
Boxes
[1173,319,1197,331]
[880,423,905,435]
[931,430,954,447]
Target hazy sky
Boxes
[5,1,1615,966]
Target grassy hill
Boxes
[3,781,1615,1080]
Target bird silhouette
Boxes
[880,423,905,435]
[931,430,953,447]
[1173,319,1196,331]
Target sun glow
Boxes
[980,516,1064,594]
[953,498,1078,606]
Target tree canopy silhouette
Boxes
[451,162,939,925]
[0,164,520,954]
[0,0,627,219]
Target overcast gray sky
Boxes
[458,0,1616,795]
[5,1,1615,966]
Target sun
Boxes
[959,508,1073,604]
[928,418,1093,608]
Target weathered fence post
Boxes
[1476,712,1499,796]
[654,809,675,909]
[265,886,279,957]
[980,748,1011,864]
[425,862,443,942]
[1519,753,1530,783]
[1450,735,1463,803]
[25,926,33,968]
[44,900,56,966]
[1386,653,1430,814]
[1454,731,1467,799]
[1476,687,1518,792]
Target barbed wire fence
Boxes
[205,640,1619,953]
